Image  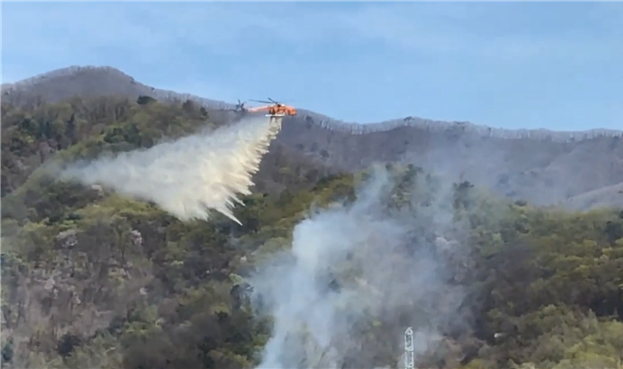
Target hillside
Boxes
[2,66,622,209]
[0,96,333,198]
[2,94,623,369]
[563,183,623,210]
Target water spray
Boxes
[60,116,284,224]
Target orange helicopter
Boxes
[246,98,297,117]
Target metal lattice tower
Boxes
[404,327,414,369]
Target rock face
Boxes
[3,65,622,208]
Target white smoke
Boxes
[60,116,282,224]
[250,167,466,369]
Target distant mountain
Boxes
[563,183,623,211]
[2,65,622,209]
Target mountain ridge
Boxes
[3,65,621,143]
[3,69,623,369]
[2,65,622,209]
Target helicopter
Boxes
[247,98,297,117]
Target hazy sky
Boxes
[2,2,622,131]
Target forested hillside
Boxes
[1,96,622,369]
[3,66,623,209]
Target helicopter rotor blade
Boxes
[251,99,274,104]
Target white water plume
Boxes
[60,116,283,224]
[251,168,466,369]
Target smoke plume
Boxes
[250,167,467,369]
[60,116,282,224]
